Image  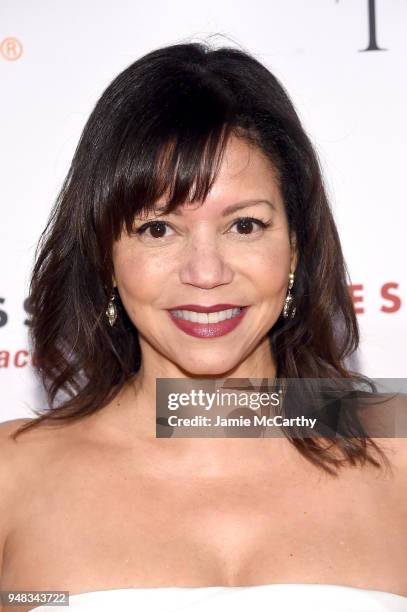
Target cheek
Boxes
[114,249,166,304]
[242,240,291,293]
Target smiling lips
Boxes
[169,303,245,313]
[167,304,249,338]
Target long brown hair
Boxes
[14,41,391,476]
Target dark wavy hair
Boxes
[13,40,391,476]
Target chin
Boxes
[176,358,239,378]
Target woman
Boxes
[0,41,406,612]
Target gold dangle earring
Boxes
[106,290,118,327]
[283,272,296,319]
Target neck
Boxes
[91,337,296,480]
[124,332,278,438]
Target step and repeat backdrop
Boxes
[0,0,405,421]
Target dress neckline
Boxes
[64,582,407,600]
[28,583,407,612]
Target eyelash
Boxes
[134,216,272,239]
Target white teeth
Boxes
[171,307,242,323]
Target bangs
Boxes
[95,68,262,243]
[109,122,238,240]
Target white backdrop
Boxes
[0,0,405,422]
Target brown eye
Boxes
[236,219,255,234]
[136,221,170,239]
[232,217,270,235]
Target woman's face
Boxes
[112,135,297,377]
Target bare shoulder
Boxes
[0,417,49,458]
[0,417,44,501]
[0,416,74,485]
[0,419,37,580]
[0,416,37,439]
[369,392,407,483]
[0,416,72,592]
[0,417,37,474]
[357,390,407,471]
[375,436,407,474]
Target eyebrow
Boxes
[155,199,276,217]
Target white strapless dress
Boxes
[27,583,407,611]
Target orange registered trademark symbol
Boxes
[0,37,23,60]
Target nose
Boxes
[179,235,234,289]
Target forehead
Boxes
[155,135,282,215]
[214,135,278,183]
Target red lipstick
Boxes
[169,303,244,313]
[167,304,249,338]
